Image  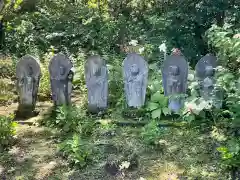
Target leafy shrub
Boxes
[0,56,15,78]
[58,133,92,168]
[146,91,170,119]
[206,25,240,72]
[107,54,125,108]
[72,53,86,91]
[141,120,162,145]
[146,65,170,119]
[0,79,16,105]
[217,138,240,168]
[38,54,51,101]
[0,115,17,151]
[0,56,16,104]
[46,106,84,132]
[42,105,97,136]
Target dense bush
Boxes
[2,0,238,63]
[58,133,93,168]
[0,115,17,151]
[206,25,240,72]
[0,56,16,104]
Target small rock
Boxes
[104,162,119,176]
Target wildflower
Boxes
[188,74,194,81]
[70,67,75,73]
[129,40,138,46]
[138,47,145,54]
[186,103,194,113]
[233,33,240,39]
[159,42,167,52]
[215,66,224,72]
[171,48,182,56]
[119,161,130,170]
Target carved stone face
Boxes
[28,66,33,76]
[60,66,65,75]
[205,65,214,76]
[130,64,139,76]
[90,60,101,76]
[169,65,179,76]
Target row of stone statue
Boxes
[15,52,220,116]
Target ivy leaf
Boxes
[151,108,162,119]
[151,92,166,103]
[147,102,159,111]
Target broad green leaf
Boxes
[217,147,228,153]
[162,107,171,116]
[223,153,234,160]
[151,108,162,119]
[147,102,159,111]
[151,92,166,103]
[14,0,23,10]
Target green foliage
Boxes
[58,133,92,167]
[43,106,84,133]
[0,79,16,104]
[107,55,125,108]
[147,91,170,119]
[0,115,17,150]
[146,67,170,119]
[38,53,52,101]
[0,56,15,78]
[0,56,16,104]
[206,25,240,71]
[3,0,238,63]
[217,138,240,168]
[141,120,165,145]
[42,105,97,137]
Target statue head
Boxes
[60,66,65,75]
[28,66,33,76]
[169,65,179,76]
[130,64,139,76]
[89,59,101,76]
[205,65,214,76]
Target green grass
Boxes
[0,97,229,180]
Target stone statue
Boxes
[195,54,222,108]
[49,53,74,106]
[162,55,188,113]
[16,55,41,117]
[85,55,108,113]
[123,53,148,108]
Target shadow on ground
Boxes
[0,125,68,180]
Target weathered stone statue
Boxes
[162,55,188,113]
[49,53,74,106]
[123,53,148,108]
[16,55,41,117]
[195,54,222,108]
[85,55,108,113]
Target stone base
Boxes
[87,105,107,115]
[15,105,39,119]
